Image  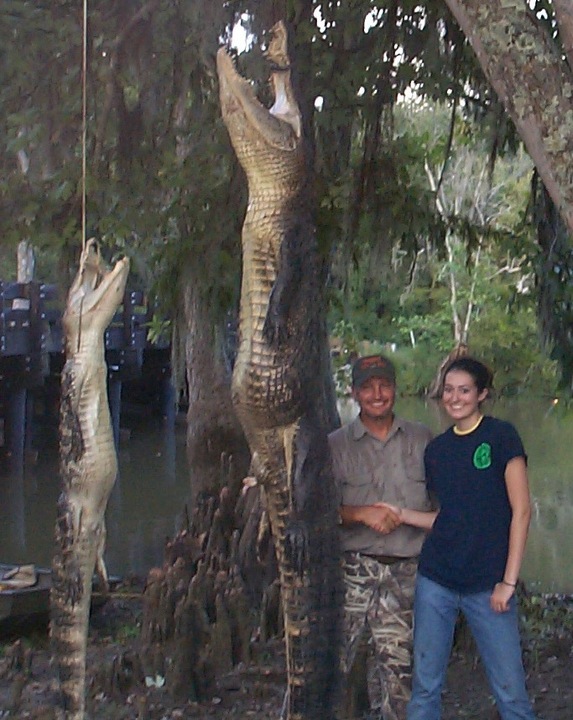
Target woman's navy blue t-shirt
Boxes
[419,415,526,593]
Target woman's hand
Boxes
[362,504,401,534]
[375,502,438,532]
[490,582,515,613]
[339,504,401,534]
[374,501,402,518]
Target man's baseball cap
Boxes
[352,354,396,388]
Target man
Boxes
[328,354,433,720]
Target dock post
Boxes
[4,387,27,472]
[160,374,176,425]
[25,390,36,458]
[108,377,122,451]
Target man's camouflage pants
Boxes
[342,552,417,720]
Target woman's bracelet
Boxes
[501,580,517,588]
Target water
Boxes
[1,398,572,593]
[341,395,573,594]
[0,414,192,580]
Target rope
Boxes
[81,0,88,249]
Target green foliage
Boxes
[391,345,445,397]
[327,97,559,397]
[519,593,573,671]
[115,622,141,643]
[329,266,553,397]
[145,314,171,346]
[470,302,559,397]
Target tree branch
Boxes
[553,0,573,72]
[93,0,160,164]
[443,0,573,236]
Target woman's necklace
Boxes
[453,415,484,436]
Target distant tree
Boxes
[443,0,573,237]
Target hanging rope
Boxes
[81,0,88,250]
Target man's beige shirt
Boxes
[328,414,433,558]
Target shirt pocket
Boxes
[401,442,431,509]
[402,440,426,482]
[342,472,376,506]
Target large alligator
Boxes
[217,22,342,720]
[51,239,129,719]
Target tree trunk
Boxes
[182,279,250,501]
[138,280,275,707]
[442,0,573,236]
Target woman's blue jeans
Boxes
[407,575,536,720]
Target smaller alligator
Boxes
[51,239,129,719]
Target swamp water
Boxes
[1,398,572,593]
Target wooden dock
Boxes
[0,280,173,471]
[0,563,121,637]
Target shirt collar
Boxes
[351,414,404,441]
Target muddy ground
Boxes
[1,586,571,719]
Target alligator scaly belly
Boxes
[218,22,342,720]
[50,239,129,719]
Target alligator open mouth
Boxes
[217,22,301,151]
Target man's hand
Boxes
[339,503,402,534]
[361,504,401,534]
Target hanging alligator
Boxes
[217,21,342,720]
[51,239,129,719]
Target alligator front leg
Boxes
[263,219,315,349]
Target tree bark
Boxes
[183,279,250,501]
[443,0,573,236]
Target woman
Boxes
[388,357,537,720]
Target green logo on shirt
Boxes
[473,442,491,469]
